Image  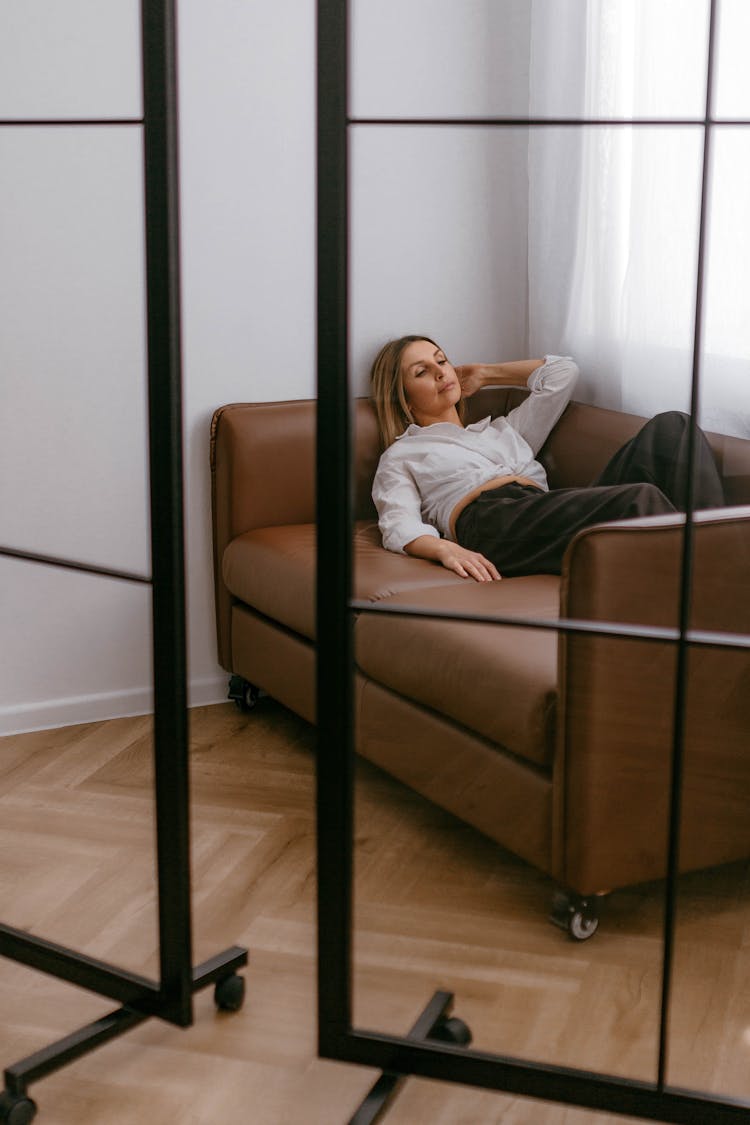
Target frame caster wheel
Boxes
[550,890,601,942]
[0,1093,37,1125]
[227,675,260,713]
[429,1015,472,1047]
[214,972,246,1012]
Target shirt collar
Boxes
[466,415,492,431]
[396,415,492,439]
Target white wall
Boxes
[0,3,153,734]
[178,0,316,710]
[350,125,529,385]
[1,1,531,734]
[350,0,531,383]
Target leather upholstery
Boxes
[355,577,560,769]
[222,520,468,641]
[210,399,381,667]
[556,507,750,892]
[358,679,553,872]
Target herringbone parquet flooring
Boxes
[1,700,749,1124]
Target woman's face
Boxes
[400,339,461,426]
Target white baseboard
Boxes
[0,674,230,737]
[188,673,231,709]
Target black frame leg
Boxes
[0,947,248,1113]
[347,992,471,1125]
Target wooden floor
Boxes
[1,700,749,1124]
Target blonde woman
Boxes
[370,335,725,581]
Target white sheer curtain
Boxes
[526,0,750,438]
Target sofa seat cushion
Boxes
[354,577,561,769]
[222,521,467,640]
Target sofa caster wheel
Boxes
[0,1093,38,1125]
[228,675,259,713]
[568,908,599,941]
[550,890,601,941]
[429,1015,472,1047]
[214,973,246,1012]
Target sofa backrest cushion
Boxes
[211,399,382,537]
[538,401,750,500]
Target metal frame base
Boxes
[1,946,247,1120]
[347,992,471,1125]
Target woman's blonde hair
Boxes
[370,334,466,448]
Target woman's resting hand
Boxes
[436,542,501,581]
[404,534,501,581]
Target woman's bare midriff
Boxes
[449,475,544,540]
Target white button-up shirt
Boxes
[372,355,579,553]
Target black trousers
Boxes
[454,411,726,577]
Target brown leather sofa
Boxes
[211,388,750,937]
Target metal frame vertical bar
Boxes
[316,0,354,1053]
[141,0,193,1028]
[657,0,719,1088]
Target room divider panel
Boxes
[0,5,246,1122]
[315,0,750,1121]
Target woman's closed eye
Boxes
[412,357,448,379]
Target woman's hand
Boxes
[456,363,487,398]
[403,534,501,581]
[435,541,501,582]
[457,359,546,397]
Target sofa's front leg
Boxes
[549,888,606,941]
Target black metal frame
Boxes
[316,1,750,1121]
[0,2,246,1117]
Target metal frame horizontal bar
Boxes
[327,1028,750,1125]
[0,545,151,585]
[348,992,454,1125]
[3,945,249,1097]
[0,923,159,1009]
[350,116,750,128]
[349,599,750,651]
[191,945,248,989]
[4,1007,148,1096]
[0,118,144,127]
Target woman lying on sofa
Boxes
[370,335,726,581]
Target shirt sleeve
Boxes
[501,354,579,455]
[372,452,441,554]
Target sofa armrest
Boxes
[554,507,750,894]
[210,398,383,671]
[210,401,319,669]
